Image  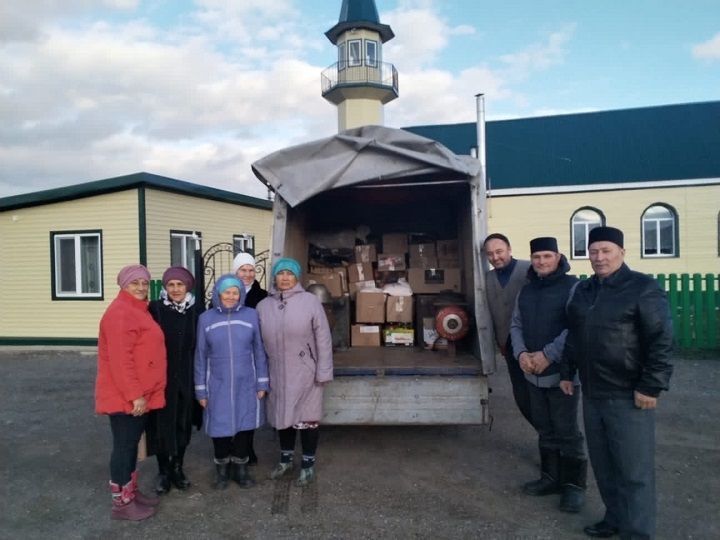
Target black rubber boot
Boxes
[214,459,230,490]
[558,456,587,513]
[248,432,258,465]
[231,458,256,488]
[169,456,191,490]
[154,454,171,495]
[523,449,561,496]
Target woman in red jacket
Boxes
[95,264,167,521]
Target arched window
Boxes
[571,207,605,258]
[642,204,678,257]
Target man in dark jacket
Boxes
[510,237,586,513]
[560,226,673,539]
[484,233,533,427]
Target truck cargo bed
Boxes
[333,347,481,377]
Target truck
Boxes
[251,125,495,425]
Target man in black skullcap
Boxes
[510,237,587,513]
[560,226,674,539]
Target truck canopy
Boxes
[251,125,481,207]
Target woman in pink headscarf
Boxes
[95,264,166,521]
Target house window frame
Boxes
[338,42,347,70]
[347,39,362,67]
[170,230,202,275]
[50,230,104,300]
[641,203,679,258]
[365,39,378,67]
[233,234,255,256]
[570,207,605,259]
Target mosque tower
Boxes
[321,0,398,131]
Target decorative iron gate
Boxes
[200,243,269,306]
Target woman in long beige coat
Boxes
[256,258,333,486]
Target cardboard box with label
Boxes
[351,324,381,347]
[407,268,461,294]
[386,295,413,323]
[383,324,414,347]
[305,268,348,298]
[353,244,377,263]
[409,255,439,269]
[377,253,407,272]
[436,239,460,268]
[347,262,374,283]
[409,242,437,260]
[356,290,386,323]
[350,280,377,299]
[382,233,408,254]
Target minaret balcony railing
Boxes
[321,61,399,96]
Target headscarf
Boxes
[117,264,150,289]
[232,252,256,274]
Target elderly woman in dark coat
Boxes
[147,266,202,495]
[256,258,333,487]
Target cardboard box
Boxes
[409,242,437,260]
[352,324,381,347]
[383,324,414,347]
[353,244,377,263]
[305,269,348,298]
[377,253,406,272]
[386,295,413,323]
[382,233,408,254]
[350,280,377,299]
[407,268,461,294]
[356,291,386,323]
[437,257,460,269]
[436,240,459,258]
[308,263,344,275]
[347,262,374,283]
[409,255,439,269]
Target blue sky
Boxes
[1,0,718,198]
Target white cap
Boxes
[232,252,256,273]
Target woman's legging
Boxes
[109,413,147,485]
[278,427,319,457]
[212,430,254,460]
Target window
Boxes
[51,231,103,299]
[338,42,346,70]
[365,40,378,67]
[571,208,605,259]
[233,234,255,256]
[348,39,362,66]
[717,211,720,256]
[642,204,678,257]
[171,231,201,275]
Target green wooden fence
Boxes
[656,273,719,350]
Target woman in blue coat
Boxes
[194,274,269,489]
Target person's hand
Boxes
[559,380,574,396]
[131,397,147,416]
[257,390,266,399]
[518,352,534,374]
[198,399,208,409]
[531,351,551,374]
[634,391,657,410]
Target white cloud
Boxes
[692,32,720,61]
[499,24,576,77]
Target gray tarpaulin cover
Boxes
[251,125,480,207]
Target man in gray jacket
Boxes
[483,233,532,427]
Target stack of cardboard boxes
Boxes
[305,233,462,349]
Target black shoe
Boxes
[169,457,191,490]
[583,520,619,538]
[154,473,171,495]
[248,449,258,466]
[231,461,256,488]
[522,473,560,496]
[559,485,585,513]
[214,461,230,490]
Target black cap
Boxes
[529,237,558,254]
[588,226,624,248]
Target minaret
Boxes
[322,0,398,132]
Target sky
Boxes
[1,0,719,200]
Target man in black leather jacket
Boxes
[560,226,673,540]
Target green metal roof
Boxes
[326,0,394,44]
[405,101,720,190]
[0,172,272,212]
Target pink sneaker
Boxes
[110,481,156,521]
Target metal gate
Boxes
[199,243,269,306]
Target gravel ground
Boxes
[0,348,718,539]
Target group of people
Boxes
[95,254,332,521]
[485,226,674,539]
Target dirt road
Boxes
[1,348,717,539]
